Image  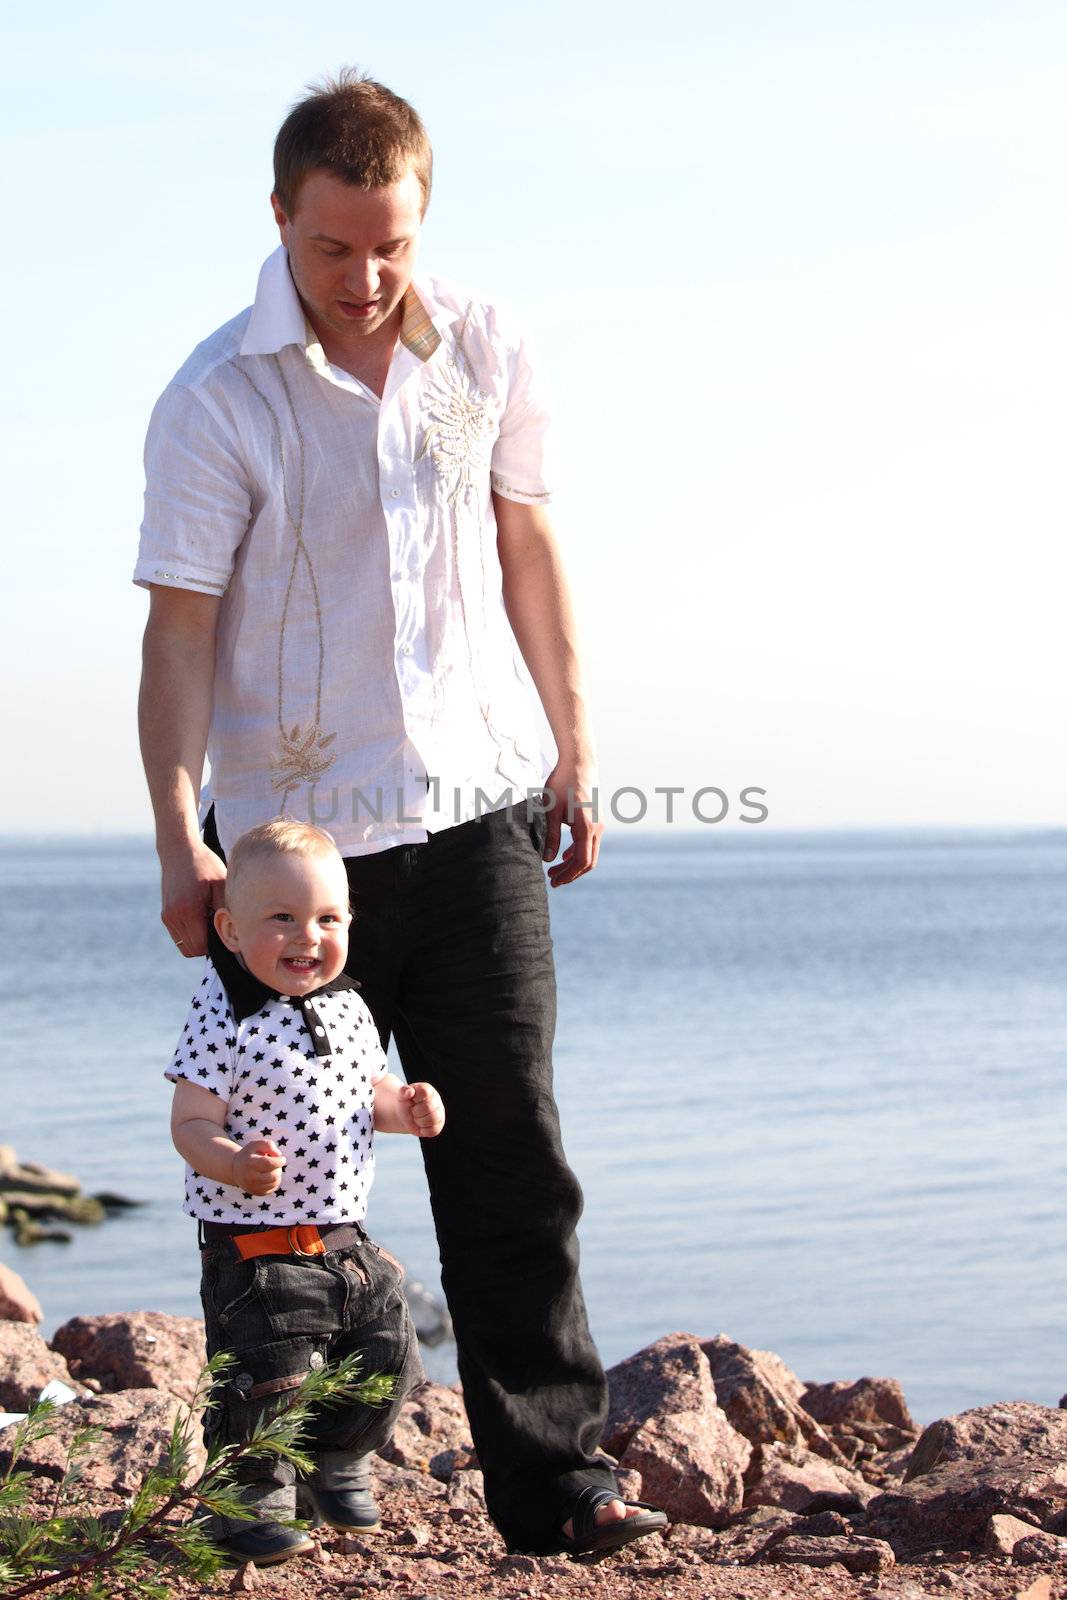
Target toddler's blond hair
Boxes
[224,819,344,906]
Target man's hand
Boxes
[541,760,604,887]
[231,1138,286,1195]
[161,840,227,957]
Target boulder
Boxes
[984,1512,1045,1555]
[0,1323,85,1411]
[619,1406,750,1527]
[744,1440,875,1514]
[801,1376,919,1454]
[702,1335,845,1463]
[51,1312,207,1405]
[603,1332,717,1457]
[864,1403,1067,1555]
[378,1382,474,1474]
[756,1532,896,1575]
[0,1389,204,1501]
[904,1401,1067,1483]
[0,1146,80,1198]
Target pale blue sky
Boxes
[3,0,1064,830]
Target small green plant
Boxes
[0,1352,395,1598]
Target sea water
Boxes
[1,828,1063,1423]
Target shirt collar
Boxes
[207,922,360,1023]
[240,245,443,363]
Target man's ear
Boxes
[214,904,241,952]
[269,191,289,240]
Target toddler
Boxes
[167,818,444,1566]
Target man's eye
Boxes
[319,246,345,258]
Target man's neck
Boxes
[308,304,403,399]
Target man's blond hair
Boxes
[273,68,433,217]
[224,819,345,906]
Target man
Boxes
[137,71,665,1561]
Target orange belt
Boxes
[233,1224,328,1260]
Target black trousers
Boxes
[206,801,617,1551]
[341,802,616,1548]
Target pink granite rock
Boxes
[50,1312,207,1405]
[745,1440,875,1513]
[0,1389,204,1500]
[603,1332,718,1458]
[619,1405,750,1527]
[0,1322,84,1411]
[984,1512,1045,1555]
[702,1335,845,1463]
[864,1403,1067,1554]
[757,1532,896,1574]
[904,1401,1067,1483]
[801,1376,919,1454]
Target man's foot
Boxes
[212,1519,316,1566]
[561,1489,668,1558]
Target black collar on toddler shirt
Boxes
[206,924,361,1060]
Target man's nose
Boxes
[343,257,379,300]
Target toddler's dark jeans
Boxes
[341,801,617,1551]
[199,1227,423,1520]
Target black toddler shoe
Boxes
[214,1518,316,1565]
[297,1482,382,1533]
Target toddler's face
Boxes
[214,850,352,996]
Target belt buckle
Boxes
[287,1224,325,1257]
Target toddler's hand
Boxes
[232,1138,286,1195]
[400,1083,445,1138]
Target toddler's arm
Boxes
[373,1074,445,1138]
[171,1079,286,1195]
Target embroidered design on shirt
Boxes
[416,332,497,505]
[415,318,523,784]
[229,356,338,807]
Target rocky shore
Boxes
[1,1316,1064,1599]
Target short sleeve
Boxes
[134,382,252,595]
[164,968,238,1104]
[490,330,557,506]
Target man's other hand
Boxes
[541,761,603,887]
[161,840,227,957]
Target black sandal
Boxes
[562,1486,669,1560]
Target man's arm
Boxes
[139,585,227,955]
[494,494,603,886]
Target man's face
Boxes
[272,167,424,343]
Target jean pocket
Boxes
[212,1260,264,1330]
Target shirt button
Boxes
[315,1027,325,1037]
[390,488,401,498]
[402,644,413,656]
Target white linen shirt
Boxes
[136,248,555,857]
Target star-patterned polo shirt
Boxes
[165,930,387,1227]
